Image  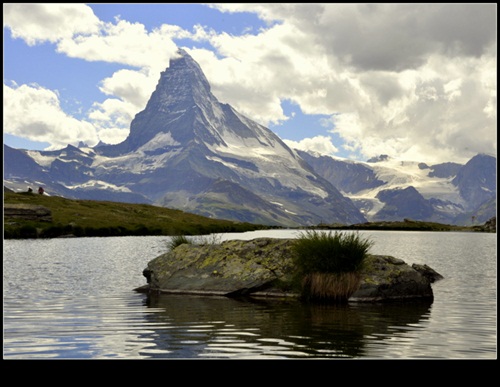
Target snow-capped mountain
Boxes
[4,49,495,226]
[4,49,366,227]
[297,151,496,225]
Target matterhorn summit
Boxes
[103,48,228,154]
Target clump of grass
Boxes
[167,235,192,251]
[301,272,362,302]
[293,230,373,274]
[292,230,373,302]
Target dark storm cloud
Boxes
[309,3,497,72]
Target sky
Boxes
[3,3,497,164]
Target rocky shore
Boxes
[137,238,443,302]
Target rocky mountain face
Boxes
[452,154,496,211]
[297,151,496,225]
[4,49,366,227]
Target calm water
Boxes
[3,230,497,359]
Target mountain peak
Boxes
[141,48,215,115]
[102,49,218,154]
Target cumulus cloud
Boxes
[3,3,182,148]
[212,3,496,71]
[283,136,339,156]
[86,68,160,144]
[3,3,497,163]
[3,3,100,45]
[4,83,99,149]
[205,3,497,163]
[98,69,155,109]
[184,20,345,133]
[56,18,178,71]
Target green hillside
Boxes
[3,190,270,239]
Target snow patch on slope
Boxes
[138,131,181,151]
[357,158,464,203]
[64,180,132,192]
[209,138,328,199]
[92,146,182,174]
[27,151,56,167]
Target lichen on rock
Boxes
[138,237,442,302]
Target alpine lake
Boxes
[3,229,496,360]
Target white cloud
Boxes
[87,68,159,144]
[56,18,178,71]
[3,3,100,45]
[3,4,182,147]
[88,98,135,134]
[213,3,496,71]
[184,21,345,131]
[204,3,497,163]
[98,69,153,109]
[95,128,129,146]
[4,83,99,149]
[3,3,497,164]
[284,136,339,157]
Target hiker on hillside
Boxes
[38,186,44,195]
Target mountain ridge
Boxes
[297,150,496,225]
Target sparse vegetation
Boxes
[3,191,268,239]
[192,233,224,246]
[292,230,373,302]
[167,235,192,250]
[166,233,224,251]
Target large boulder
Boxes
[138,238,442,302]
[349,256,440,302]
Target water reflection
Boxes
[140,294,432,358]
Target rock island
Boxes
[137,237,443,302]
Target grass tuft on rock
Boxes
[167,235,192,251]
[301,272,362,302]
[292,230,373,302]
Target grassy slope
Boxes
[3,191,269,238]
[4,190,493,239]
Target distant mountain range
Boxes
[298,151,496,225]
[3,49,496,226]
